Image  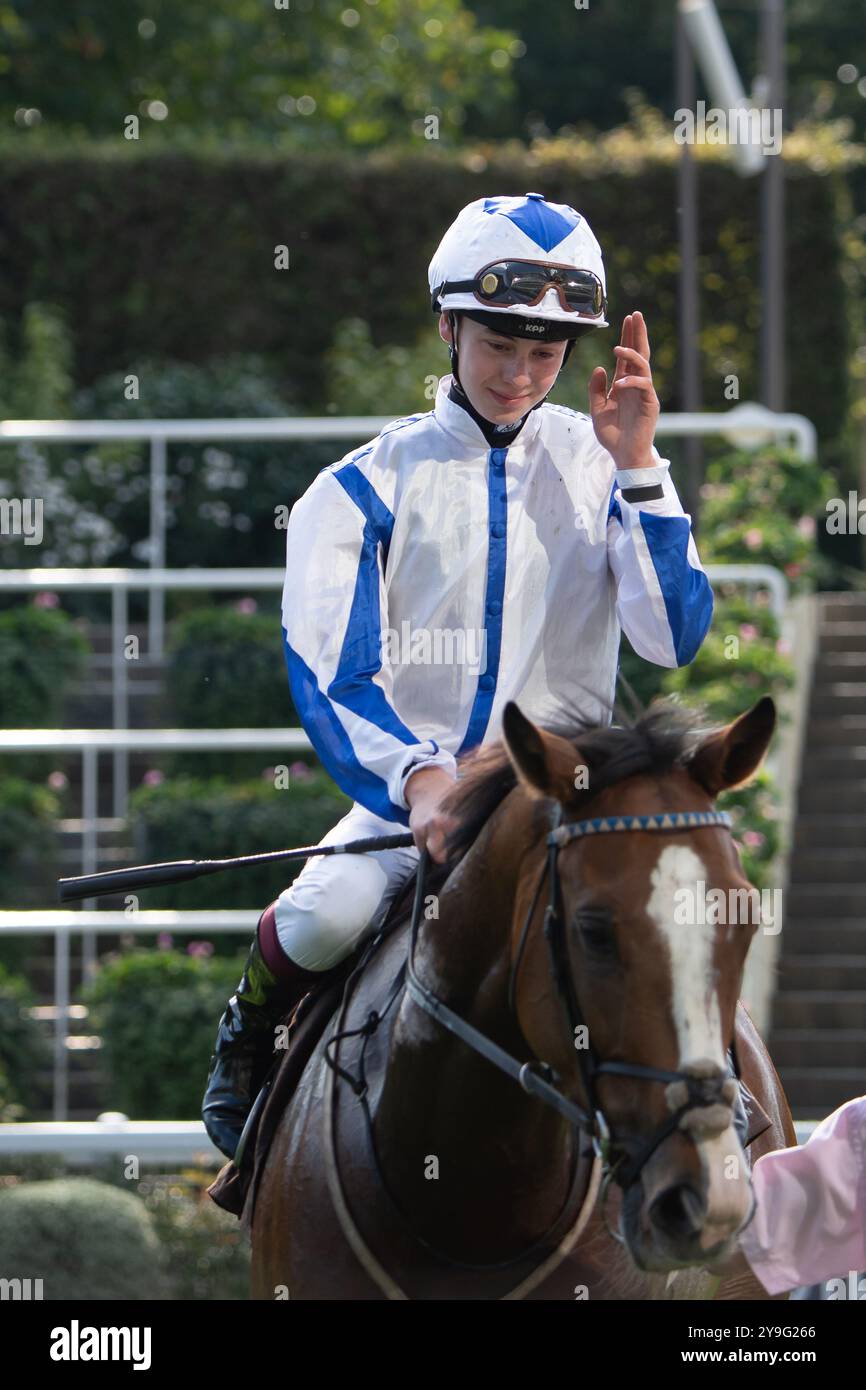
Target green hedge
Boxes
[0,127,859,483]
[0,605,89,726]
[128,768,351,910]
[0,776,60,910]
[164,605,296,777]
[0,964,50,1121]
[0,1178,168,1300]
[82,949,247,1119]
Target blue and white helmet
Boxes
[428,192,609,341]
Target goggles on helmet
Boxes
[433,259,607,319]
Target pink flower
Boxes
[235,598,257,615]
[157,932,173,950]
[187,941,214,958]
[739,624,758,640]
[742,830,765,848]
[34,591,59,608]
[47,770,68,791]
[142,769,164,786]
[289,761,314,781]
[797,515,816,538]
[776,637,791,655]
[744,529,764,550]
[784,562,802,578]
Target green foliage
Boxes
[324,317,443,416]
[698,446,838,593]
[0,302,74,418]
[0,136,856,484]
[127,770,351,910]
[167,605,292,728]
[81,949,246,1119]
[718,770,782,895]
[0,963,50,1122]
[0,605,89,725]
[0,776,60,908]
[138,1171,250,1300]
[0,0,517,147]
[164,605,296,779]
[664,588,794,721]
[0,1178,169,1299]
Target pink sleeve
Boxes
[737,1096,866,1295]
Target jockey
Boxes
[203,192,729,1164]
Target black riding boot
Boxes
[202,910,322,1161]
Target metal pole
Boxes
[53,926,69,1121]
[676,8,704,524]
[760,0,785,411]
[82,746,98,983]
[112,586,129,819]
[149,436,166,658]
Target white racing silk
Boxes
[281,374,713,826]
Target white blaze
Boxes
[647,845,724,1069]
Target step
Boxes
[788,846,866,882]
[817,624,866,652]
[777,954,866,990]
[783,919,866,953]
[820,596,866,621]
[770,1028,866,1068]
[772,1067,865,1114]
[812,651,866,672]
[795,781,866,812]
[808,686,866,717]
[771,992,866,1029]
[794,750,866,781]
[782,886,866,917]
[793,815,866,848]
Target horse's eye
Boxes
[575,909,617,960]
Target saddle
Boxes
[207,859,450,1224]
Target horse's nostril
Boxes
[649,1183,706,1240]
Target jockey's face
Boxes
[439,312,567,425]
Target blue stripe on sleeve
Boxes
[328,463,422,746]
[638,511,714,665]
[282,632,409,826]
[607,480,622,525]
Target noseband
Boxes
[406,801,738,1193]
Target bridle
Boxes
[405,800,740,1194]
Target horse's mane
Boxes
[442,692,711,861]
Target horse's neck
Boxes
[372,800,574,1251]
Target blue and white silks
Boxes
[281,375,713,827]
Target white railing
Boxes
[0,405,814,652]
[0,728,311,1010]
[0,910,261,1121]
[0,561,788,818]
[0,568,287,818]
[0,1114,819,1159]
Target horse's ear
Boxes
[502,701,580,801]
[687,696,776,797]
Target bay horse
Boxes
[251,694,796,1299]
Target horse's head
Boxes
[496,694,776,1274]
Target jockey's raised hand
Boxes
[588,311,660,471]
